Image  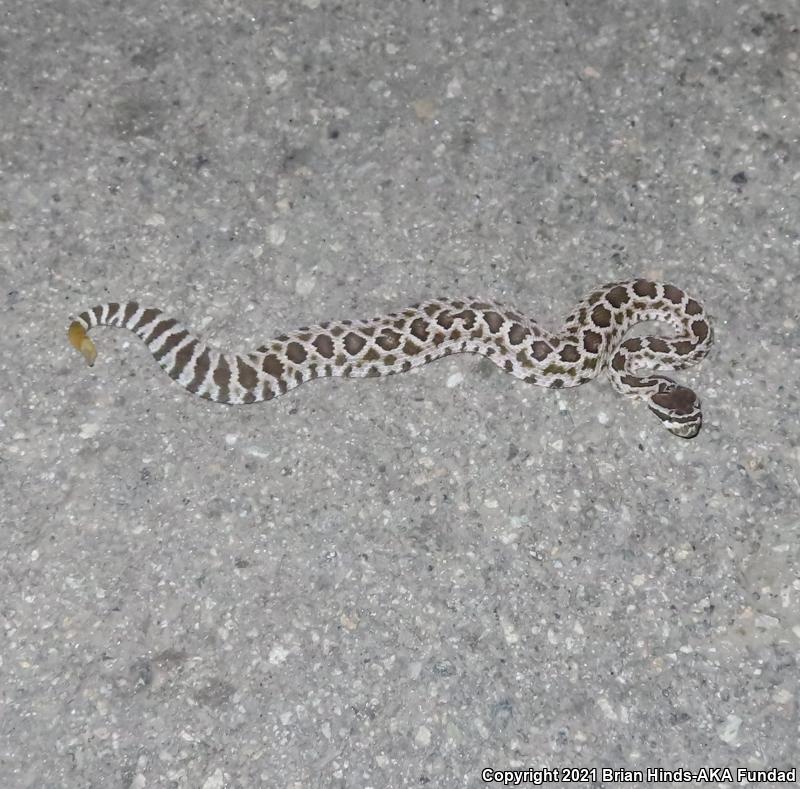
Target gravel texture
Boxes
[2,1,798,787]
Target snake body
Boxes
[68,279,713,437]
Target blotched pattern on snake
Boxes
[68,279,713,437]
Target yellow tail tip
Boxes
[68,321,97,366]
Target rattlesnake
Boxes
[68,279,713,437]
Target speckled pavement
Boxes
[2,1,798,787]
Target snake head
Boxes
[648,384,702,439]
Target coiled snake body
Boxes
[69,279,713,438]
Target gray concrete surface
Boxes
[2,1,798,787]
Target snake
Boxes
[68,279,713,438]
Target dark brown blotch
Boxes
[531,340,552,361]
[237,357,259,390]
[451,309,476,329]
[286,342,308,364]
[648,338,670,353]
[262,354,285,378]
[344,332,367,355]
[582,330,603,354]
[605,285,630,308]
[559,344,581,363]
[410,317,430,341]
[633,279,657,298]
[591,304,612,328]
[508,323,529,345]
[692,320,709,341]
[663,284,684,304]
[437,311,454,329]
[375,329,402,351]
[313,334,334,358]
[685,299,702,316]
[483,311,504,333]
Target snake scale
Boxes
[68,279,713,438]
